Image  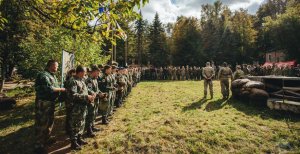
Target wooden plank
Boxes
[271,93,300,101]
[268,99,300,106]
[284,90,300,97]
[283,87,300,91]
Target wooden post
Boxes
[125,39,128,66]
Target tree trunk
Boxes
[0,63,6,93]
[7,64,14,80]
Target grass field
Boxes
[0,81,300,154]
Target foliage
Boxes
[0,0,148,91]
[18,27,110,78]
[172,17,203,66]
[263,1,300,61]
[148,13,168,66]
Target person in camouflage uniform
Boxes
[202,62,215,99]
[115,68,126,107]
[64,69,76,136]
[68,66,96,150]
[34,60,66,153]
[218,62,233,99]
[233,65,245,80]
[98,65,114,124]
[180,66,186,80]
[110,65,118,115]
[185,65,190,80]
[85,65,102,137]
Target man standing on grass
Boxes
[68,66,96,150]
[202,62,215,99]
[98,65,113,124]
[34,60,66,153]
[85,65,102,138]
[218,62,233,99]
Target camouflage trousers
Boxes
[115,90,124,106]
[34,99,55,148]
[99,91,112,118]
[65,100,73,134]
[204,79,213,97]
[220,79,230,98]
[186,74,190,80]
[180,74,185,80]
[109,90,116,114]
[86,100,99,128]
[70,104,87,140]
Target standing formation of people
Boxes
[34,60,141,153]
[34,59,299,153]
[140,63,300,82]
[241,63,300,77]
[141,66,202,81]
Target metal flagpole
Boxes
[60,50,65,109]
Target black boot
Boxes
[92,126,100,132]
[71,139,81,150]
[86,126,96,138]
[77,135,88,145]
[34,146,47,154]
[46,137,57,145]
[102,116,109,125]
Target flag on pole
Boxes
[61,50,75,84]
[60,50,75,107]
[116,21,127,41]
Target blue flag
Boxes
[99,7,105,13]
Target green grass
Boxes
[4,86,35,98]
[0,81,299,154]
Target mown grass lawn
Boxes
[1,81,300,154]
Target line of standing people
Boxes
[34,60,141,153]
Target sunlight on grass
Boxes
[0,81,299,154]
[84,81,300,153]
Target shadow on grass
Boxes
[0,103,34,130]
[205,98,228,112]
[228,97,300,122]
[0,125,35,154]
[0,100,72,154]
[182,98,207,112]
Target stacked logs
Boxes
[231,79,269,105]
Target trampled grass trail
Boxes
[0,81,299,154]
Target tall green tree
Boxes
[231,9,258,63]
[148,13,168,66]
[135,11,146,65]
[172,17,203,66]
[263,1,300,61]
[0,0,28,91]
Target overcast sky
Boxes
[140,0,265,23]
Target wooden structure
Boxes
[248,76,300,113]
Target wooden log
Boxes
[270,93,300,101]
[283,87,300,92]
[284,90,300,97]
[271,90,300,97]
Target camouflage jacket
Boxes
[86,77,100,95]
[98,73,114,93]
[202,66,215,79]
[233,70,245,80]
[35,70,60,101]
[218,67,233,79]
[69,76,89,105]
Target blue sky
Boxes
[141,0,265,23]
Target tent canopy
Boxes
[263,60,296,67]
